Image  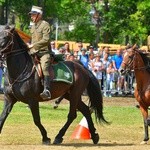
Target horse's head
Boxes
[0,26,15,55]
[119,48,135,75]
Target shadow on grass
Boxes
[50,142,134,147]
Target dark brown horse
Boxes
[0,26,107,145]
[119,46,150,144]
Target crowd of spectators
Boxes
[50,41,135,97]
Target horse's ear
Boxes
[5,25,10,29]
[132,44,137,50]
[10,27,15,32]
[5,25,15,32]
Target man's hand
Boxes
[26,43,33,49]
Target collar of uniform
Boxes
[35,20,43,28]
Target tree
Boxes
[0,0,8,24]
[1,0,150,45]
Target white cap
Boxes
[28,5,43,15]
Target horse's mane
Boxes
[13,29,33,64]
[137,50,150,73]
[14,29,28,50]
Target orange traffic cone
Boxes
[70,117,91,140]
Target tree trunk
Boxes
[0,5,5,25]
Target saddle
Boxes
[33,54,73,84]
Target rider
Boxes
[28,5,51,100]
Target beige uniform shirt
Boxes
[30,20,50,54]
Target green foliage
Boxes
[1,0,150,45]
[0,0,4,5]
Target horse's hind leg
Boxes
[0,97,16,133]
[53,95,64,109]
[28,100,50,145]
[53,94,78,144]
[77,100,99,144]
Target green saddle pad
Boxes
[52,62,73,84]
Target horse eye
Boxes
[129,56,133,59]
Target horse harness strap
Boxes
[32,54,43,78]
[7,60,35,98]
[133,51,148,71]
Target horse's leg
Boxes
[0,97,16,133]
[77,100,99,144]
[28,100,50,145]
[53,94,78,144]
[53,95,64,109]
[139,105,149,144]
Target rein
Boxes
[1,30,14,55]
[133,51,149,71]
[123,50,148,71]
[8,61,35,86]
[1,30,27,56]
[2,29,34,87]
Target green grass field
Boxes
[0,97,149,150]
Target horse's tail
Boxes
[86,70,108,124]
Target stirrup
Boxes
[40,89,51,100]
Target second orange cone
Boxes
[70,117,91,139]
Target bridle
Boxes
[1,29,26,56]
[122,49,147,71]
[0,29,34,87]
[122,50,135,70]
[0,30,14,54]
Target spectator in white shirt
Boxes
[50,41,59,54]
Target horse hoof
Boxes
[92,133,99,144]
[53,137,63,144]
[140,141,148,145]
[53,105,58,109]
[42,138,51,145]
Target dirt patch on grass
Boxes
[103,96,138,107]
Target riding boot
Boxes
[40,76,51,100]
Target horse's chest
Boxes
[135,88,150,104]
[8,81,39,100]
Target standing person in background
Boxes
[64,42,71,54]
[58,47,65,54]
[101,53,111,94]
[101,47,112,61]
[112,48,124,95]
[63,42,71,60]
[92,53,104,88]
[79,48,89,68]
[88,52,95,71]
[87,45,95,55]
[50,41,59,54]
[73,50,79,60]
[105,61,115,97]
[77,41,83,51]
[68,54,75,61]
[75,41,83,58]
[27,5,51,100]
[100,47,111,91]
